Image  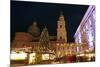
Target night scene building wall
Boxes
[74,5,96,53]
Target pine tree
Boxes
[35,26,50,63]
[39,26,50,51]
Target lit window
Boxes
[57,43,59,46]
[93,10,96,20]
[78,33,81,43]
[86,24,88,30]
[88,31,93,42]
[89,18,92,26]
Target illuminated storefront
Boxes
[29,53,36,64]
[11,51,27,60]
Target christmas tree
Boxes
[35,26,50,63]
[39,26,50,51]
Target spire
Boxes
[59,11,64,21]
[44,26,47,31]
[60,11,63,17]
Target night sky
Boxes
[11,1,89,42]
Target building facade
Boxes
[74,5,96,53]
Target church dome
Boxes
[28,21,40,37]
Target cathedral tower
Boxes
[57,12,67,42]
